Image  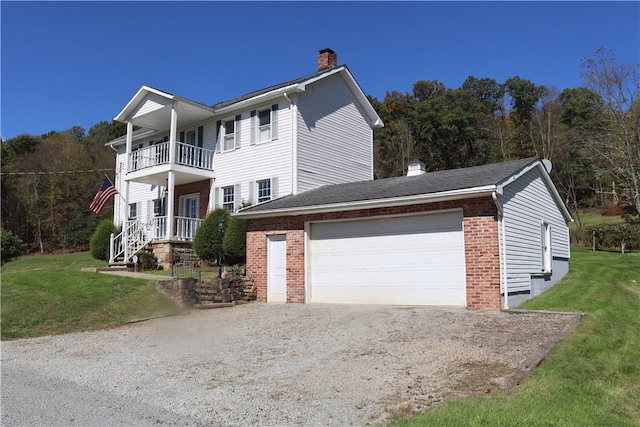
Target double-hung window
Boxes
[222,186,235,211]
[541,222,552,273]
[251,104,278,145]
[258,108,271,142]
[128,202,138,220]
[223,119,235,151]
[257,179,271,203]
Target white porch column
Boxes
[125,121,133,173]
[169,101,177,165]
[123,121,133,261]
[167,170,175,240]
[208,178,216,214]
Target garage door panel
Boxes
[309,212,466,306]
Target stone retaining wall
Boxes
[156,277,256,307]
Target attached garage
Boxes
[237,157,573,310]
[308,211,466,305]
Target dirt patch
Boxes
[1,304,581,426]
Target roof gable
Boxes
[210,65,382,128]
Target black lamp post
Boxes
[218,217,224,278]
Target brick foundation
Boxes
[246,196,502,310]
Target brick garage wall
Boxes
[174,179,211,219]
[246,196,501,310]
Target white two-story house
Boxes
[107,49,383,265]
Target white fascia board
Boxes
[213,84,305,115]
[114,85,175,123]
[537,164,574,223]
[105,128,157,147]
[337,67,384,128]
[234,185,496,219]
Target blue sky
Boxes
[2,1,638,140]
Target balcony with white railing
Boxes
[128,141,214,174]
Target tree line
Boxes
[371,48,639,223]
[1,48,638,255]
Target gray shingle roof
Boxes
[238,157,540,215]
[210,65,342,110]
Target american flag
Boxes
[90,176,118,214]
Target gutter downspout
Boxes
[492,191,509,310]
[286,92,299,195]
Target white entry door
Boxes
[267,235,287,303]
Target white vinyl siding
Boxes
[296,73,374,192]
[501,167,571,294]
[113,180,163,228]
[131,93,170,119]
[213,103,291,206]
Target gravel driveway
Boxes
[1,303,580,426]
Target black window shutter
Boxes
[215,120,222,153]
[271,104,279,140]
[250,110,257,145]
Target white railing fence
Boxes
[109,216,203,263]
[128,141,214,172]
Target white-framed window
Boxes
[251,104,278,145]
[257,179,271,203]
[258,108,271,142]
[222,186,235,211]
[186,130,196,145]
[128,202,138,220]
[179,194,199,219]
[223,119,235,151]
[153,198,166,216]
[541,222,552,273]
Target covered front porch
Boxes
[110,85,217,264]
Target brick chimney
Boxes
[317,48,337,71]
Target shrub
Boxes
[601,202,626,217]
[1,227,24,264]
[90,220,118,261]
[193,208,230,261]
[587,223,640,252]
[223,216,247,265]
[135,250,158,270]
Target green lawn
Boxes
[1,252,184,340]
[571,210,626,229]
[387,246,640,426]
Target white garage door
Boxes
[308,211,466,306]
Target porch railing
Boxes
[175,216,203,240]
[109,216,203,264]
[128,141,214,173]
[109,219,153,263]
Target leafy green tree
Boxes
[580,48,640,214]
[1,227,24,264]
[505,76,543,158]
[193,208,230,261]
[223,216,247,265]
[90,219,118,261]
[63,211,100,249]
